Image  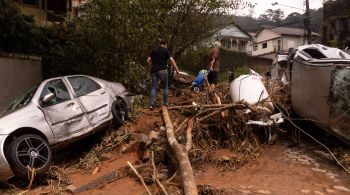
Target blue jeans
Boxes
[150,69,168,107]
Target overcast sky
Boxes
[235,0,323,18]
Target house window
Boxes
[278,40,282,51]
[253,45,258,51]
[287,41,295,49]
[262,42,267,49]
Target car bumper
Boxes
[0,135,13,181]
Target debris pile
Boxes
[77,126,131,170]
[70,72,289,194]
[119,73,287,193]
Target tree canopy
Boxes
[69,0,251,87]
[235,8,323,33]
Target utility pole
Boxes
[305,0,311,44]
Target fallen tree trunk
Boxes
[162,106,198,195]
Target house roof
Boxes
[255,26,320,37]
[248,32,256,37]
[214,23,252,39]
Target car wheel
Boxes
[112,99,128,126]
[6,134,52,179]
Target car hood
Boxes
[0,102,38,135]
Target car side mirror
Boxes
[41,92,55,103]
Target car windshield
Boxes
[1,86,38,116]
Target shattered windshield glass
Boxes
[1,86,38,116]
[329,68,350,140]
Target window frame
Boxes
[39,79,72,108]
[67,76,102,98]
[262,42,268,49]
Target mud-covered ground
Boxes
[1,82,350,194]
[1,107,349,195]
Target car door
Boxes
[39,78,91,139]
[66,76,112,127]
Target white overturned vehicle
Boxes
[0,75,133,180]
[288,44,350,144]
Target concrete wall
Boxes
[252,39,276,56]
[0,56,42,112]
[248,56,273,71]
[282,36,304,51]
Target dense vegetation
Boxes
[0,0,324,91]
[0,0,252,91]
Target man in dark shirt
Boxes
[147,39,180,109]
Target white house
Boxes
[252,26,320,59]
[212,24,253,54]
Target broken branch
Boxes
[151,151,169,195]
[168,103,249,110]
[127,161,152,195]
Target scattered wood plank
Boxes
[73,169,127,193]
[73,163,146,193]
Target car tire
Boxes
[6,134,52,179]
[112,99,128,127]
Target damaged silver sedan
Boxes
[0,75,133,180]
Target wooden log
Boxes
[161,106,198,195]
